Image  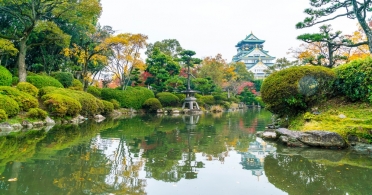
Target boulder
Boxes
[260,131,277,140]
[32,121,44,128]
[0,122,14,132]
[94,115,106,123]
[45,116,55,126]
[276,128,346,148]
[300,131,346,148]
[21,120,33,129]
[11,123,23,130]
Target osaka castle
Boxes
[232,33,276,79]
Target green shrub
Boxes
[27,108,48,119]
[255,97,265,107]
[110,99,120,109]
[12,77,19,86]
[0,94,19,117]
[39,86,58,97]
[69,79,83,91]
[42,94,82,117]
[16,82,39,97]
[51,72,74,88]
[87,86,102,98]
[334,57,372,102]
[175,94,186,102]
[156,92,180,107]
[42,88,104,116]
[199,95,215,105]
[0,86,38,111]
[101,87,155,109]
[26,75,63,89]
[261,66,335,116]
[0,109,7,122]
[0,66,12,86]
[142,98,162,112]
[101,100,114,115]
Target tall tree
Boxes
[146,39,183,58]
[296,0,372,52]
[105,33,148,90]
[297,25,347,67]
[0,0,102,81]
[63,25,114,90]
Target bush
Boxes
[156,92,180,107]
[0,86,38,111]
[39,86,58,97]
[261,66,335,116]
[0,94,19,117]
[101,87,155,109]
[27,108,48,119]
[43,88,103,117]
[42,94,82,117]
[69,79,83,91]
[0,109,7,122]
[0,66,12,86]
[142,98,162,112]
[210,105,223,112]
[101,100,114,115]
[334,57,372,102]
[12,77,19,86]
[110,99,120,109]
[51,72,74,88]
[175,94,186,102]
[199,95,215,105]
[26,75,63,89]
[87,86,102,98]
[16,82,39,97]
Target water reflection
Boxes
[239,137,276,180]
[1,110,372,195]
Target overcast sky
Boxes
[99,0,357,61]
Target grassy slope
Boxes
[289,97,372,142]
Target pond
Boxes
[0,109,372,195]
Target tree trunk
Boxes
[18,39,27,82]
[352,0,372,53]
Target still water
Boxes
[1,109,372,195]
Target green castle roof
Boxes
[235,33,265,47]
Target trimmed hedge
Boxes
[156,92,180,107]
[0,86,38,111]
[16,82,39,97]
[43,88,104,117]
[0,94,19,117]
[42,94,82,117]
[101,100,114,115]
[87,86,102,98]
[199,95,215,105]
[261,66,335,116]
[101,87,155,109]
[142,98,162,112]
[0,66,12,86]
[69,79,83,91]
[334,57,372,102]
[26,75,63,89]
[27,108,48,119]
[0,109,7,122]
[39,86,58,97]
[110,99,120,109]
[52,72,74,88]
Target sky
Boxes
[98,0,357,61]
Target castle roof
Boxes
[235,33,265,47]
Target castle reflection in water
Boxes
[239,137,276,180]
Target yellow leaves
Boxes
[0,38,18,56]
